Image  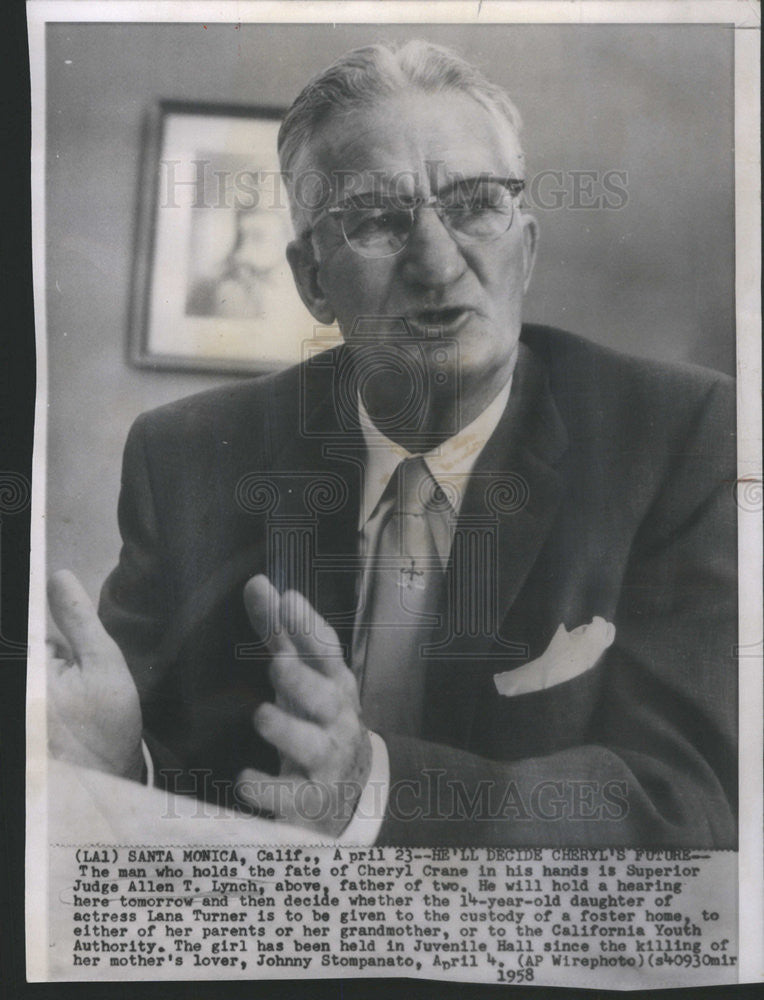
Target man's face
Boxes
[288,89,538,416]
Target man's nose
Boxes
[399,206,467,289]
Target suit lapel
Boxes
[423,342,569,745]
[467,341,568,633]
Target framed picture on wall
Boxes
[130,101,323,373]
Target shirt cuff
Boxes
[337,731,389,845]
[141,739,154,787]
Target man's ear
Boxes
[520,214,539,292]
[286,238,336,324]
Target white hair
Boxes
[277,40,526,234]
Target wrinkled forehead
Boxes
[289,89,525,215]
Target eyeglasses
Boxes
[310,177,525,259]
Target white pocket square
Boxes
[494,617,615,697]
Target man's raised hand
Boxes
[237,575,372,839]
[47,570,144,781]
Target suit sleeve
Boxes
[376,380,737,847]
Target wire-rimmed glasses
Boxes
[310,176,525,259]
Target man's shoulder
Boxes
[522,323,732,391]
[134,364,295,428]
[129,347,340,445]
[521,324,734,426]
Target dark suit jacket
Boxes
[99,325,737,847]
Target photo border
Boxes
[23,0,762,990]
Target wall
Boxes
[45,22,735,600]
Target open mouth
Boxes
[411,307,471,328]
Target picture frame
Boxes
[129,100,319,373]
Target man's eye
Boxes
[345,210,402,238]
[452,201,494,216]
[447,185,509,212]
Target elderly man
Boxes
[48,40,736,847]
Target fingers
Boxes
[47,570,108,663]
[243,575,296,656]
[279,588,346,680]
[269,656,338,724]
[276,588,360,712]
[243,576,347,679]
[253,702,330,772]
[245,575,360,721]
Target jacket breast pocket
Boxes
[474,659,607,760]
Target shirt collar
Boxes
[357,376,513,528]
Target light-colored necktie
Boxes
[354,456,452,736]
